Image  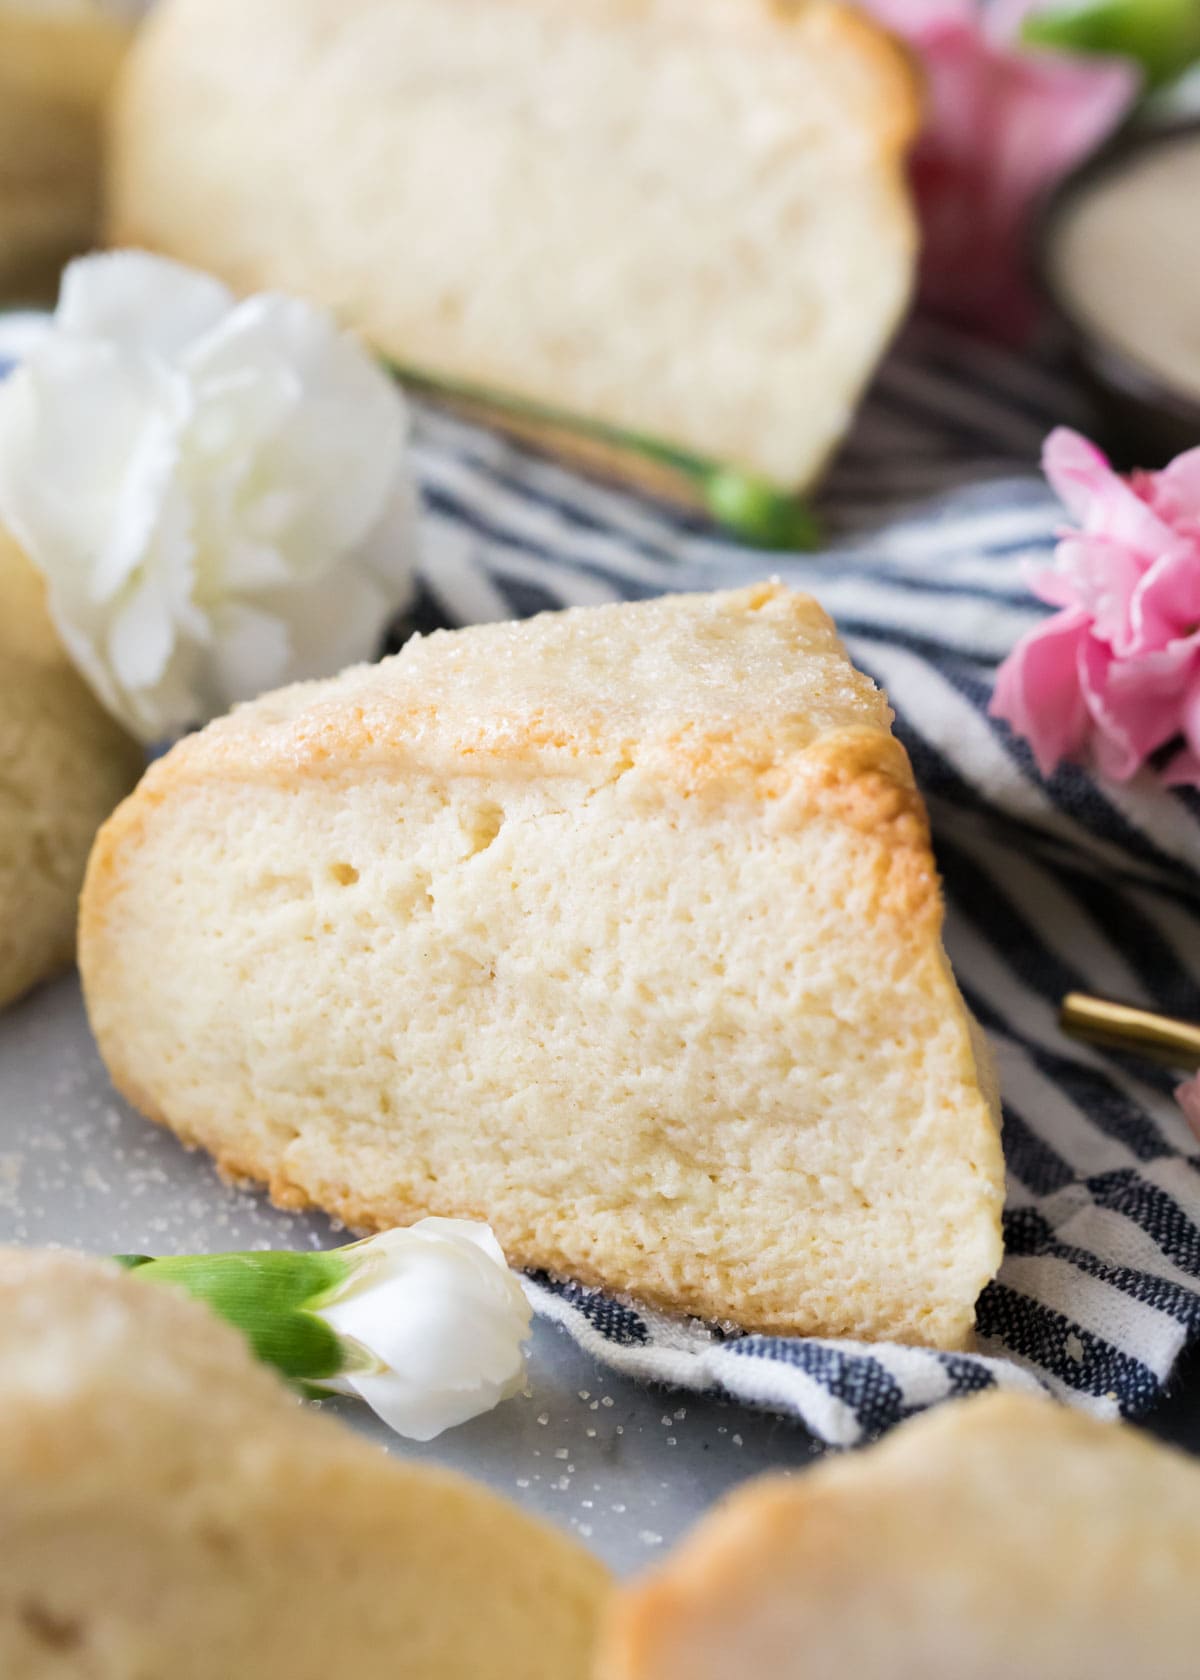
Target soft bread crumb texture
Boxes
[0,1247,609,1679]
[80,584,1004,1349]
[108,0,919,490]
[600,1392,1200,1680]
[0,530,141,1010]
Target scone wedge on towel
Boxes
[599,1392,1200,1680]
[80,585,1003,1349]
[108,0,918,511]
[0,1248,608,1678]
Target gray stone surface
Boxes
[1,973,1194,1578]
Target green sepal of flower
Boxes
[702,469,823,552]
[116,1250,353,1381]
[387,360,820,552]
[1023,0,1200,90]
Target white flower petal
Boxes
[189,361,301,466]
[188,294,407,561]
[0,339,187,583]
[255,565,398,685]
[58,251,233,357]
[217,536,296,594]
[318,1219,531,1442]
[205,601,292,705]
[94,400,190,606]
[0,252,415,742]
[107,572,178,692]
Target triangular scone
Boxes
[0,1247,608,1678]
[600,1392,1200,1679]
[80,584,1003,1349]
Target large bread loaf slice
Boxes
[0,1247,608,1678]
[80,585,1003,1348]
[106,0,918,506]
[600,1392,1200,1679]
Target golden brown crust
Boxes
[803,0,924,153]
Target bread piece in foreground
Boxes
[108,0,918,503]
[81,584,1003,1348]
[0,529,141,1010]
[601,1392,1200,1680]
[0,1247,608,1679]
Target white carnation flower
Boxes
[123,1217,533,1442]
[0,251,416,742]
[317,1219,533,1441]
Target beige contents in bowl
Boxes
[1049,131,1200,406]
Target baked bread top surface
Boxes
[129,582,898,797]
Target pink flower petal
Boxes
[1147,445,1200,538]
[990,607,1091,777]
[1076,632,1145,782]
[1128,550,1200,651]
[1041,428,1122,524]
[1100,638,1200,767]
[1176,1075,1200,1143]
[860,16,1138,339]
[1048,535,1145,647]
[862,0,970,35]
[1042,429,1180,556]
[998,426,1200,788]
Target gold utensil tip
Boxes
[1060,993,1200,1070]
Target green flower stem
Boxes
[116,1250,354,1382]
[388,360,820,552]
[1023,0,1200,90]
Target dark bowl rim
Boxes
[1033,115,1200,433]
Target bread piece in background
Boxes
[601,1392,1200,1680]
[79,584,1003,1350]
[0,2,132,301]
[0,1246,609,1678]
[108,0,919,509]
[0,529,141,1011]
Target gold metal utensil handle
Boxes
[1060,993,1200,1070]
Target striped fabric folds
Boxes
[5,314,1199,1446]
[400,319,1200,1446]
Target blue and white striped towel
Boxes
[400,319,1200,1447]
[5,315,1200,1447]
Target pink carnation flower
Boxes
[863,1,1138,339]
[990,428,1200,788]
